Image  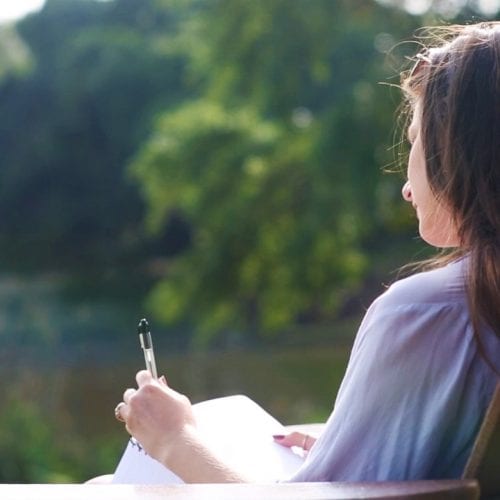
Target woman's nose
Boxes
[402,181,412,202]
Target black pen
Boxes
[138,318,158,379]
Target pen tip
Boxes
[137,318,149,334]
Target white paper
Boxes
[112,394,304,484]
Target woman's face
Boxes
[401,104,460,248]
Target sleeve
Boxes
[287,290,478,481]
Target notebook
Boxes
[112,394,305,483]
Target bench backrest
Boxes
[463,381,500,498]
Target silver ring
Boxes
[302,434,309,450]
[114,402,126,422]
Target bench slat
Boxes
[0,480,479,500]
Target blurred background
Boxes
[0,0,498,483]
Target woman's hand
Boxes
[273,431,316,453]
[116,370,197,466]
[114,370,247,482]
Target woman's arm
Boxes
[118,370,250,483]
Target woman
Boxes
[114,22,500,482]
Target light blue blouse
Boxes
[290,257,500,481]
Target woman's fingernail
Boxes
[159,375,167,384]
[273,434,285,440]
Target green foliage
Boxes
[1,0,496,337]
[131,0,421,341]
[132,98,370,339]
[0,397,67,482]
[0,26,33,80]
[0,0,192,271]
[0,392,124,483]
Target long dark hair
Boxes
[401,23,500,371]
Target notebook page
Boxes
[112,394,304,484]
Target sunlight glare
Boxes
[0,0,45,23]
[477,0,500,16]
[403,0,433,15]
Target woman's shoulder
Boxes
[380,257,467,308]
[353,258,472,360]
[352,257,475,361]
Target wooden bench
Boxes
[0,479,481,499]
[462,381,500,499]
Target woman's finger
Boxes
[123,388,136,404]
[273,431,315,450]
[136,369,154,387]
[114,402,126,422]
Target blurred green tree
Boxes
[1,0,495,340]
[0,397,65,482]
[130,0,422,342]
[0,25,32,79]
[0,0,192,272]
